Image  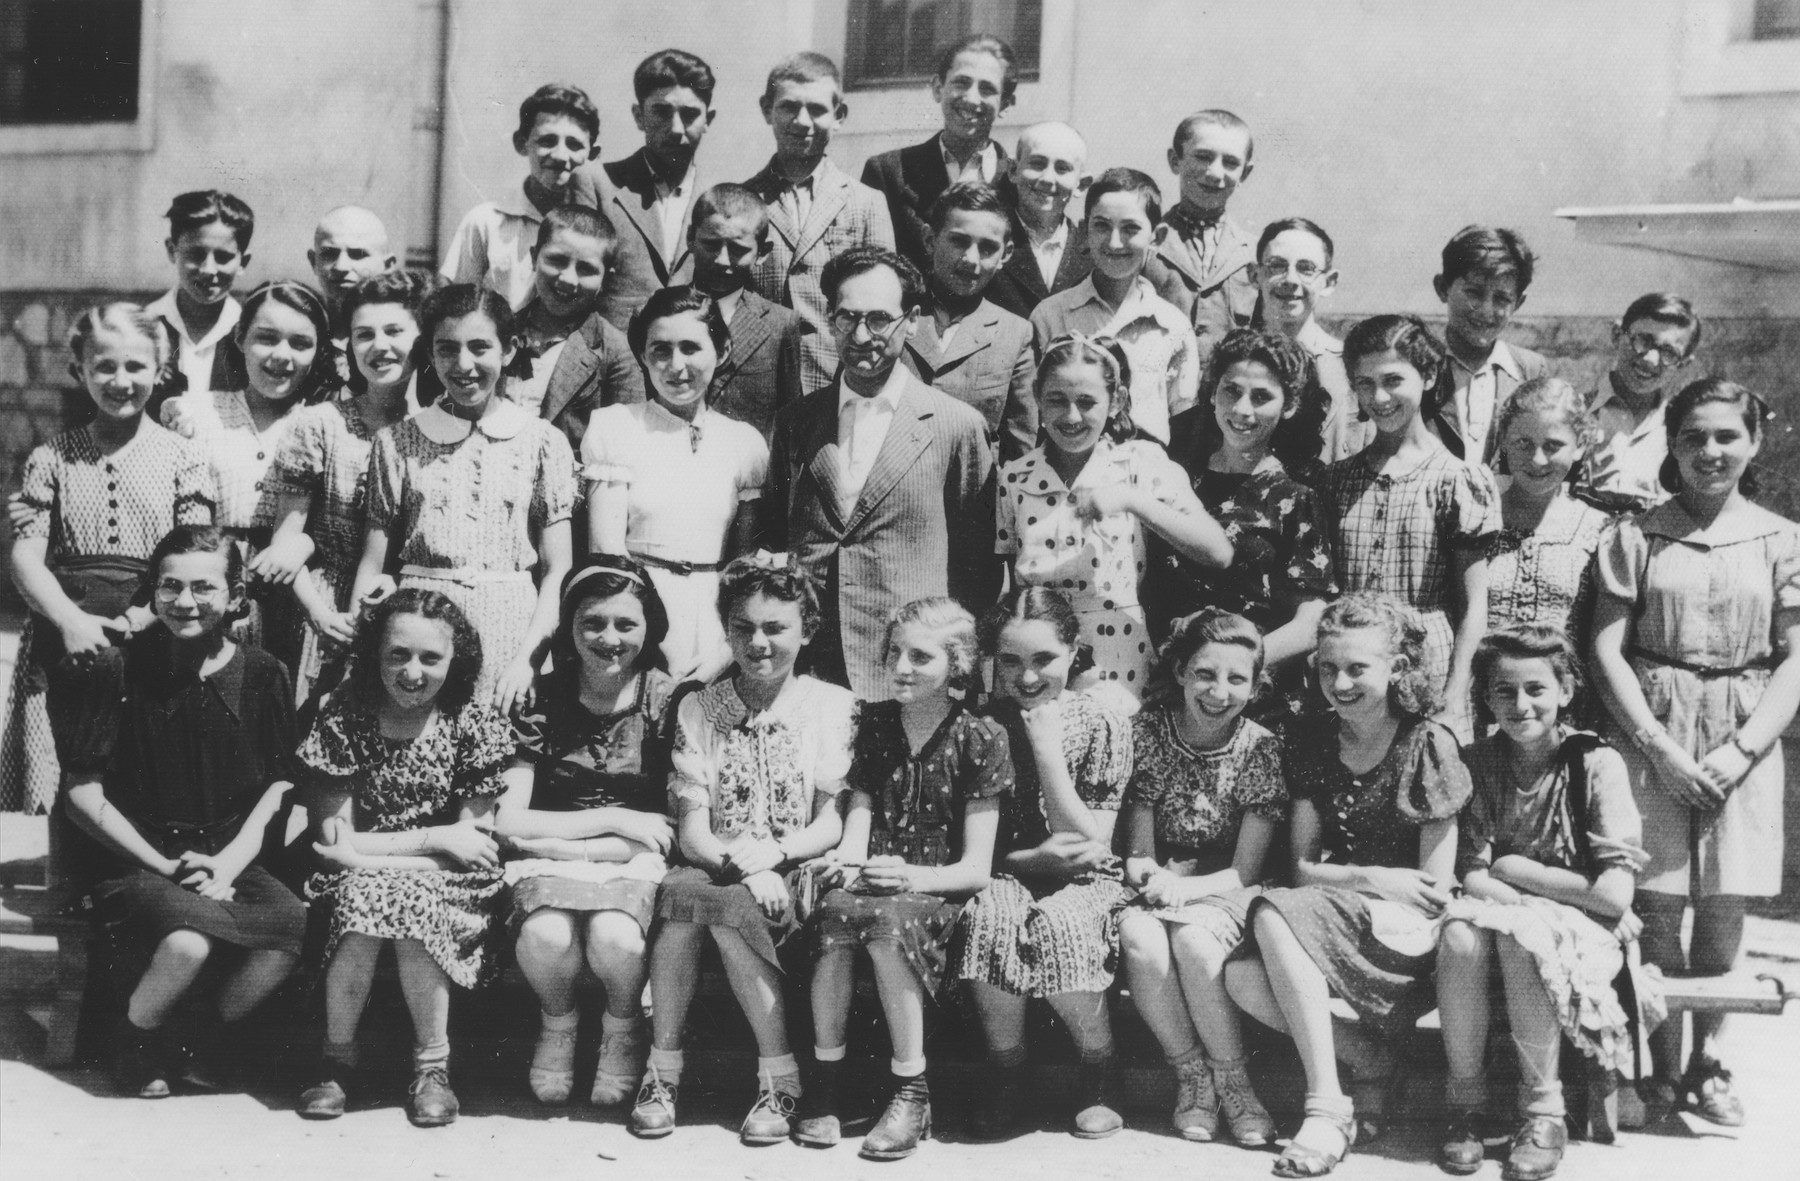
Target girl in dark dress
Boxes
[495,557,678,1108]
[795,597,1012,1160]
[50,525,304,1099]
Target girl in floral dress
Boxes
[634,555,854,1145]
[997,334,1232,700]
[1117,608,1284,1145]
[495,557,677,1107]
[353,284,576,714]
[296,590,513,1128]
[4,304,213,813]
[795,597,1012,1160]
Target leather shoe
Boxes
[298,1058,356,1119]
[741,1080,798,1145]
[630,1071,678,1138]
[1439,1109,1487,1175]
[1072,1058,1123,1139]
[969,1062,1027,1140]
[793,1057,842,1147]
[116,1022,173,1100]
[862,1073,931,1160]
[407,1064,459,1127]
[1502,1116,1567,1181]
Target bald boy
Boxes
[986,121,1093,320]
[309,205,399,335]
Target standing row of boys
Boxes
[5,34,1797,1181]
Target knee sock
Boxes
[647,1046,684,1086]
[412,1037,450,1074]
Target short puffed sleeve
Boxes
[1581,741,1648,875]
[171,436,216,526]
[1452,747,1504,878]
[1775,521,1800,614]
[1596,515,1648,607]
[735,424,770,503]
[530,423,578,528]
[13,441,57,541]
[1130,442,1189,509]
[511,700,556,764]
[1122,712,1172,811]
[668,689,719,817]
[1068,693,1133,810]
[295,694,365,784]
[956,712,1015,801]
[450,703,517,799]
[364,428,405,533]
[580,404,634,487]
[994,459,1023,555]
[260,404,328,509]
[808,681,857,789]
[1442,459,1501,547]
[46,646,127,777]
[1276,482,1339,602]
[1235,723,1289,820]
[1394,719,1473,823]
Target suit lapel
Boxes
[539,331,600,425]
[794,163,854,261]
[904,136,951,210]
[800,385,849,532]
[844,377,931,533]
[607,153,670,280]
[712,295,776,391]
[1198,219,1256,288]
[750,164,802,253]
[911,305,995,372]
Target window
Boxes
[0,0,141,125]
[844,0,1041,90]
[1752,0,1800,39]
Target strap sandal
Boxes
[1274,1097,1357,1178]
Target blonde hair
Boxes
[884,597,979,690]
[1494,376,1602,455]
[68,302,173,370]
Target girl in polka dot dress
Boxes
[4,304,214,813]
[996,334,1231,702]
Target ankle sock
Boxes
[1168,1044,1205,1068]
[600,1010,639,1037]
[540,1007,579,1033]
[814,1043,847,1063]
[989,1043,1028,1069]
[890,1056,926,1078]
[759,1053,801,1096]
[1078,1041,1116,1066]
[323,1039,360,1068]
[412,1037,450,1073]
[647,1046,684,1085]
[1446,1074,1489,1113]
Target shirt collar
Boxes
[493,182,548,222]
[939,136,998,180]
[1451,340,1522,380]
[146,288,242,350]
[770,156,828,193]
[838,364,908,416]
[412,398,530,444]
[644,398,710,431]
[1068,273,1151,314]
[1639,496,1789,547]
[1590,373,1667,418]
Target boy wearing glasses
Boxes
[1576,293,1703,512]
[762,247,993,700]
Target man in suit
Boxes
[861,33,1018,278]
[984,121,1093,321]
[598,49,718,331]
[687,183,809,440]
[763,247,994,700]
[743,52,896,393]
[902,182,1036,463]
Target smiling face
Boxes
[431,310,512,412]
[1484,654,1570,747]
[933,49,1009,146]
[242,299,320,404]
[573,590,648,679]
[633,84,714,174]
[992,618,1075,706]
[1611,316,1697,401]
[78,325,159,422]
[927,207,1011,300]
[1212,359,1293,458]
[1672,399,1760,501]
[532,226,609,321]
[517,112,595,200]
[379,611,456,713]
[887,620,955,705]
[1255,228,1336,334]
[1038,357,1113,459]
[1500,406,1582,499]
[151,550,240,642]
[763,76,844,166]
[1437,271,1523,358]
[727,592,808,688]
[348,301,420,394]
[309,211,393,301]
[1086,189,1155,283]
[166,221,248,309]
[1011,124,1088,225]
[1167,122,1252,217]
[1316,626,1399,722]
[1351,348,1427,439]
[1178,640,1258,741]
[690,211,764,293]
[640,308,722,418]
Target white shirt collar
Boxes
[652,161,696,200]
[145,288,242,350]
[644,398,710,431]
[412,397,530,444]
[493,182,548,222]
[1453,339,1522,380]
[837,364,908,417]
[939,137,999,183]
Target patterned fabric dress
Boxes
[952,692,1135,996]
[1445,729,1646,1073]
[1595,499,1800,897]
[366,401,577,700]
[253,399,388,702]
[2,424,214,812]
[1124,709,1287,939]
[811,702,1014,997]
[1317,447,1500,733]
[656,675,857,969]
[1485,494,1612,643]
[997,439,1194,697]
[301,697,513,988]
[47,636,306,976]
[504,669,676,933]
[1249,716,1472,1035]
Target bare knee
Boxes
[1170,925,1231,978]
[518,909,579,958]
[585,911,646,961]
[1439,918,1491,962]
[157,928,214,967]
[1119,911,1168,961]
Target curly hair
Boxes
[1470,623,1582,730]
[236,280,346,405]
[349,588,484,715]
[1035,333,1136,445]
[550,555,670,675]
[884,597,979,691]
[1193,327,1327,474]
[716,554,822,640]
[1158,607,1267,684]
[1315,592,1436,717]
[341,269,441,396]
[1659,376,1771,498]
[979,585,1095,682]
[140,524,250,628]
[1491,376,1602,476]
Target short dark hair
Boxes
[926,180,1012,235]
[1439,225,1535,294]
[551,555,670,675]
[1159,606,1266,684]
[1659,376,1771,498]
[978,585,1095,681]
[761,52,841,109]
[351,588,484,714]
[418,283,518,356]
[717,554,823,640]
[142,524,249,627]
[1342,313,1447,389]
[1084,167,1162,225]
[1471,622,1582,729]
[165,190,255,251]
[935,33,1020,105]
[1171,109,1255,166]
[1256,217,1334,268]
[533,204,617,254]
[633,48,716,104]
[341,270,441,395]
[235,280,346,405]
[627,285,732,368]
[821,246,928,313]
[514,82,600,149]
[1196,327,1328,475]
[690,183,771,243]
[1620,292,1702,356]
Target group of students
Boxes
[4,30,1799,1181]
